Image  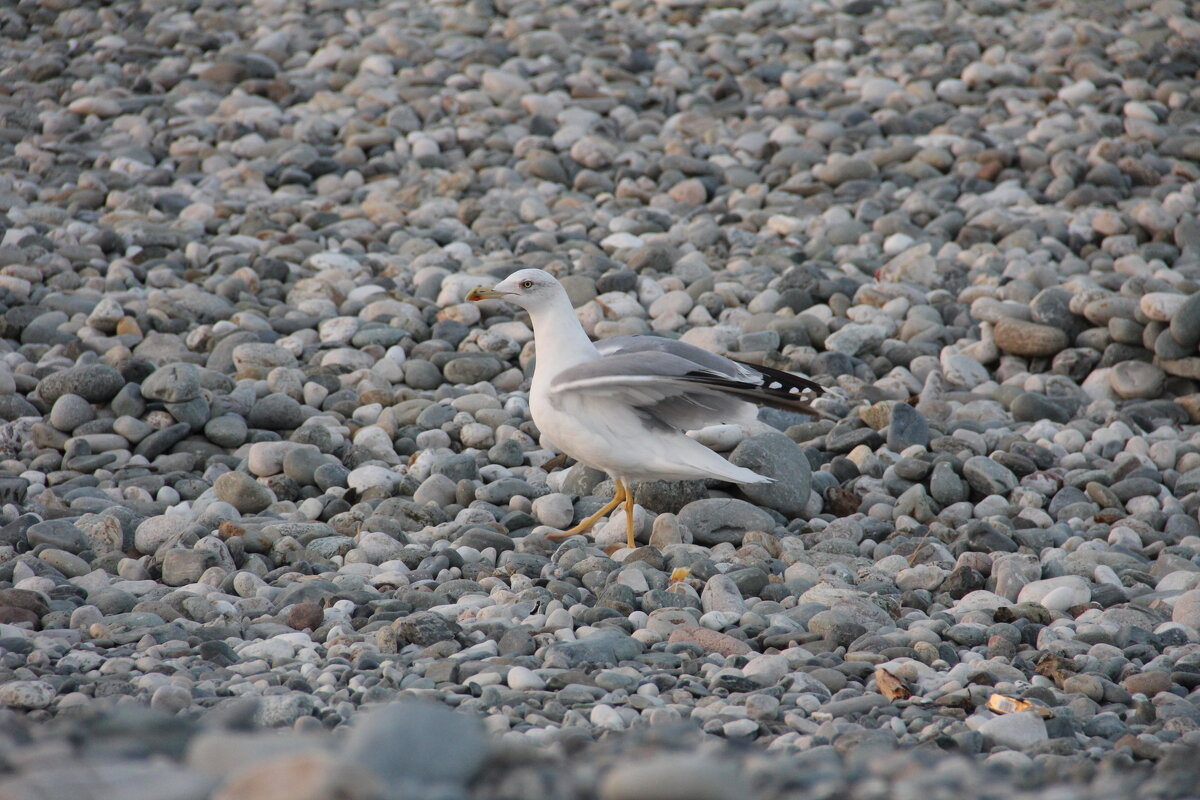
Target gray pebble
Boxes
[677,498,776,545]
[141,362,202,403]
[204,415,248,448]
[213,472,275,514]
[246,394,305,430]
[37,364,124,404]
[48,393,95,432]
[729,432,812,515]
[962,456,1018,497]
[343,702,488,786]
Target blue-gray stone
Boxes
[37,364,124,404]
[246,394,304,430]
[1011,392,1072,424]
[887,403,931,450]
[26,519,88,553]
[930,461,968,505]
[204,415,248,448]
[543,629,645,668]
[111,384,146,418]
[313,462,350,490]
[416,402,456,429]
[343,701,488,786]
[962,456,1018,496]
[141,362,202,403]
[678,498,776,545]
[134,423,192,459]
[166,396,210,431]
[730,432,812,516]
[1170,292,1200,350]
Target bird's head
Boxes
[466,268,561,310]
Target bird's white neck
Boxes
[526,291,599,383]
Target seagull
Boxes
[466,268,825,550]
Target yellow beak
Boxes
[466,286,514,301]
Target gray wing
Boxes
[594,335,826,405]
[550,352,757,432]
[596,335,762,382]
[551,346,824,433]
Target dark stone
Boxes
[134,423,192,459]
[633,480,708,514]
[395,611,460,646]
[730,432,813,515]
[825,420,884,453]
[26,519,88,553]
[887,403,931,450]
[1170,292,1200,349]
[1011,392,1073,423]
[286,603,324,631]
[940,565,986,598]
[37,364,124,404]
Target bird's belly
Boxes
[533,395,729,482]
[533,394,648,475]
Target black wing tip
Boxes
[729,358,826,396]
[695,358,836,418]
[680,371,827,418]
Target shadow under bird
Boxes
[467,268,826,550]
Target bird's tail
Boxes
[682,440,774,485]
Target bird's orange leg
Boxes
[624,485,637,550]
[546,479,626,540]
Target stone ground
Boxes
[1,0,1200,797]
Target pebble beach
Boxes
[1,0,1200,797]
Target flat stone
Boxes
[666,624,751,656]
[134,423,191,459]
[37,364,124,404]
[1121,670,1175,696]
[213,472,275,514]
[993,317,1069,357]
[26,519,89,553]
[543,629,645,668]
[1011,392,1072,423]
[962,456,1018,496]
[600,755,750,800]
[677,498,776,545]
[979,710,1048,750]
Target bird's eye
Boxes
[520,280,534,289]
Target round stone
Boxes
[141,362,202,402]
[49,393,95,432]
[1109,361,1165,399]
[205,415,248,448]
[0,680,54,709]
[246,394,305,430]
[213,472,275,514]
